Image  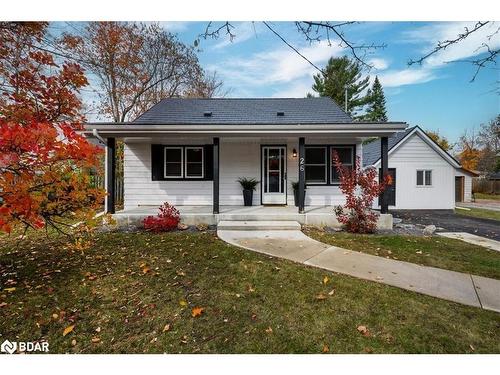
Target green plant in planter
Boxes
[237,177,259,191]
[237,177,259,206]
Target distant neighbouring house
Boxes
[362,126,477,209]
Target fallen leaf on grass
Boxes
[322,276,330,285]
[469,344,475,351]
[328,289,335,296]
[322,344,330,353]
[3,287,16,293]
[315,293,327,300]
[191,307,204,317]
[91,337,100,343]
[357,325,371,337]
[163,323,171,332]
[179,299,188,307]
[63,325,75,336]
[71,339,77,347]
[0,302,8,308]
[265,327,273,333]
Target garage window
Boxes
[416,170,432,186]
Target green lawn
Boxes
[455,207,500,221]
[305,228,500,280]
[1,230,499,354]
[474,193,500,201]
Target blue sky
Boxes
[161,21,499,143]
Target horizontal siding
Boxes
[219,140,260,205]
[383,133,455,209]
[123,137,361,208]
[124,142,212,209]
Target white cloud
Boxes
[368,57,389,71]
[213,40,342,88]
[158,22,190,32]
[403,22,500,67]
[213,22,260,49]
[378,68,436,88]
[271,79,314,98]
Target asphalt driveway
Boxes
[392,210,500,241]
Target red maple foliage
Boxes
[0,22,105,233]
[332,152,392,233]
[143,202,181,232]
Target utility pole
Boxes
[344,85,348,113]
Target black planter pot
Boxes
[242,189,253,206]
[293,189,306,207]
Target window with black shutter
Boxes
[151,145,213,181]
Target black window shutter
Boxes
[151,144,164,181]
[204,145,214,180]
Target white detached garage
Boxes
[363,126,477,210]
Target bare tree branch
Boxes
[451,44,499,82]
[295,21,387,68]
[199,21,236,42]
[408,21,490,66]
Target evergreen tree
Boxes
[312,56,370,118]
[364,76,388,122]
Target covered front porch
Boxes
[86,123,405,215]
[112,204,394,229]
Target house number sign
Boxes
[299,157,305,172]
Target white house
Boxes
[84,97,405,227]
[362,126,477,210]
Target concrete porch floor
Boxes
[113,205,393,229]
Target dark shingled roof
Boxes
[362,126,416,166]
[132,97,353,125]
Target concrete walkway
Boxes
[458,200,500,212]
[438,232,500,252]
[217,229,500,313]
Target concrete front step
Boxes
[217,220,301,231]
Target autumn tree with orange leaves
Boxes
[61,22,223,122]
[0,22,104,233]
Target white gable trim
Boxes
[372,127,461,169]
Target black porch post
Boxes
[213,137,220,214]
[380,136,389,214]
[105,137,116,214]
[298,137,305,213]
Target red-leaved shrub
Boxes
[143,202,180,232]
[332,152,392,233]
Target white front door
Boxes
[261,146,287,204]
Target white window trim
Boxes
[184,146,204,179]
[416,169,433,187]
[330,146,354,184]
[164,146,184,178]
[305,146,327,184]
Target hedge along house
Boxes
[362,126,477,210]
[84,98,407,228]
